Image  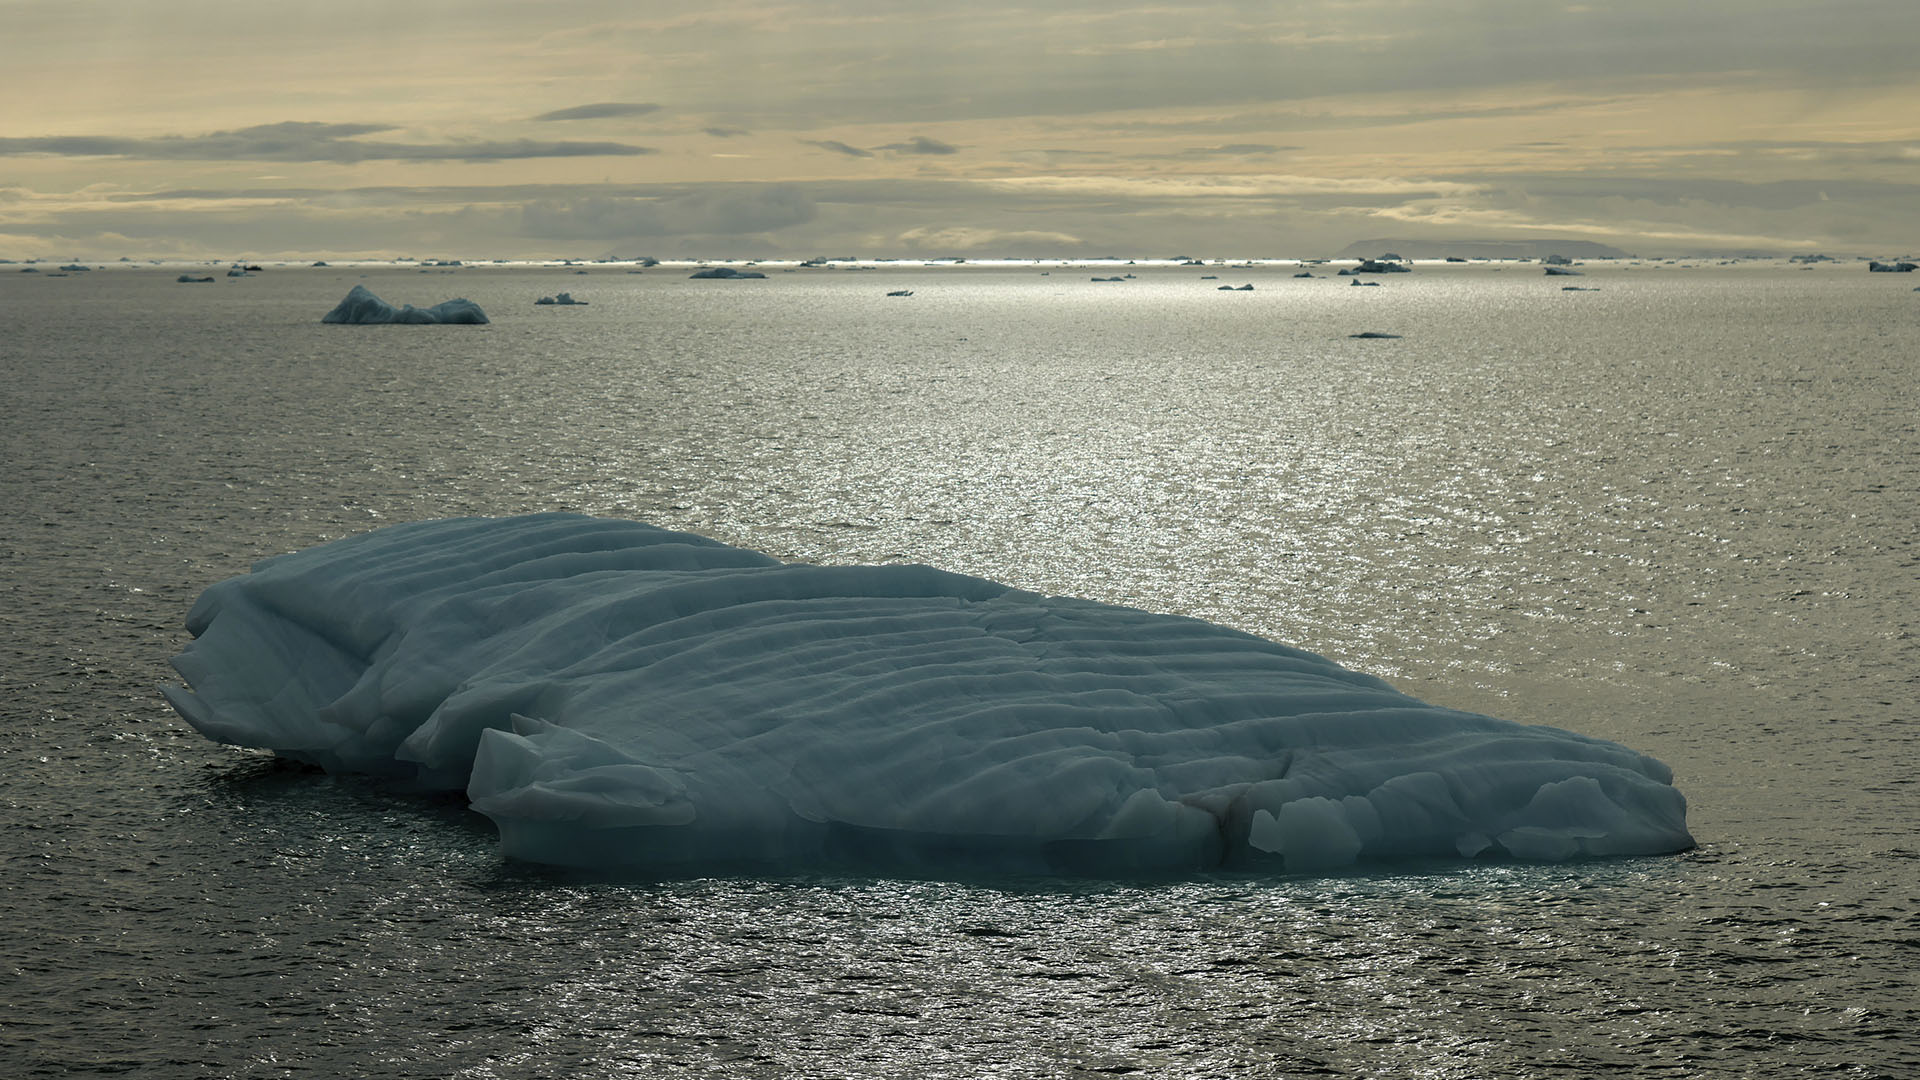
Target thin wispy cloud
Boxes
[876,137,961,156]
[804,139,875,158]
[0,121,654,162]
[531,103,662,122]
[1174,144,1292,158]
[805,136,959,158]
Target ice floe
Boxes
[164,514,1693,876]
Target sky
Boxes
[2,0,1917,261]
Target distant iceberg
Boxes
[688,267,766,279]
[164,514,1693,876]
[321,284,488,325]
[534,292,586,305]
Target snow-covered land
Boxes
[163,514,1693,876]
[320,284,488,324]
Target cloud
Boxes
[0,121,654,162]
[804,139,875,158]
[876,136,960,155]
[1173,144,1294,158]
[986,174,1487,200]
[519,185,818,240]
[805,136,960,158]
[895,225,1084,252]
[704,126,752,138]
[530,102,662,122]
[13,165,1915,260]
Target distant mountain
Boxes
[1336,237,1632,260]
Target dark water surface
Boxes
[3,263,1915,1077]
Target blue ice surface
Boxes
[164,514,1694,876]
[320,284,487,324]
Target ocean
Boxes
[2,259,1914,1077]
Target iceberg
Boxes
[321,284,489,324]
[162,514,1693,876]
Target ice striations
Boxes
[163,514,1693,876]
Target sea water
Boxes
[2,261,1914,1077]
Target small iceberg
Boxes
[534,292,587,306]
[1349,279,1380,287]
[1544,266,1584,276]
[1217,284,1254,291]
[688,267,766,279]
[321,284,488,325]
[176,274,216,284]
[1349,331,1401,339]
[886,289,913,297]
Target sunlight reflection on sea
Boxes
[1,261,1913,1078]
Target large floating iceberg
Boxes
[163,514,1692,876]
[321,284,488,324]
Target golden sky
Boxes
[3,0,1917,259]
